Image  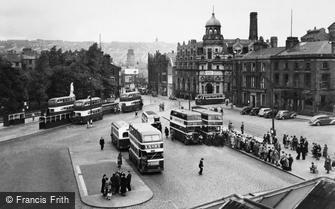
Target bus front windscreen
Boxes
[143,134,160,142]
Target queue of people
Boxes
[101,170,132,200]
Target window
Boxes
[320,74,330,89]
[322,61,328,69]
[207,48,212,59]
[285,62,289,70]
[251,63,255,72]
[261,63,265,72]
[306,62,311,70]
[274,62,279,71]
[304,73,311,88]
[216,85,220,93]
[274,73,280,85]
[215,48,218,53]
[293,73,300,87]
[216,65,220,70]
[294,62,299,70]
[260,78,265,89]
[251,77,255,88]
[242,63,247,72]
[284,74,289,87]
[242,76,246,87]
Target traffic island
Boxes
[70,151,153,208]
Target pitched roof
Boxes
[276,41,332,56]
[241,47,285,59]
[295,179,335,209]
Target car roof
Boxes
[311,115,329,120]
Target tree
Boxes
[0,58,28,114]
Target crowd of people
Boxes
[199,121,334,174]
[101,170,132,200]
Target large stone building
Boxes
[174,12,257,99]
[232,22,335,115]
[148,51,175,96]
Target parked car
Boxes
[258,108,271,117]
[264,109,279,118]
[309,115,335,126]
[169,95,177,100]
[249,107,261,116]
[240,106,253,115]
[275,110,297,120]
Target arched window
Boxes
[214,29,217,34]
[209,29,213,34]
[187,79,190,91]
[182,78,185,91]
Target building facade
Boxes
[174,12,255,99]
[148,51,175,96]
[232,22,335,115]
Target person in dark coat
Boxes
[324,156,332,174]
[240,122,244,134]
[117,152,122,169]
[115,172,121,194]
[126,171,132,191]
[296,144,301,160]
[165,127,169,138]
[301,143,307,160]
[198,158,204,175]
[99,137,105,150]
[101,174,107,195]
[288,154,293,171]
[120,173,127,196]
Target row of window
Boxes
[274,61,329,71]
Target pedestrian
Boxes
[101,174,107,195]
[240,122,244,134]
[117,152,123,169]
[115,172,121,194]
[99,137,105,151]
[120,173,127,196]
[296,144,301,160]
[323,144,328,158]
[165,127,169,138]
[324,156,332,174]
[135,111,138,117]
[32,113,35,121]
[288,154,293,171]
[301,143,307,160]
[198,158,204,175]
[126,171,132,191]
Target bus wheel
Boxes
[183,138,189,145]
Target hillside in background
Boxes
[0,39,177,65]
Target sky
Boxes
[1,0,335,46]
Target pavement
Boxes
[70,142,153,208]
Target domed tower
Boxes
[202,11,224,61]
[203,12,224,46]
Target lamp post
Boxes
[263,74,276,136]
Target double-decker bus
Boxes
[193,109,223,141]
[195,94,225,105]
[119,92,143,112]
[141,110,162,132]
[169,109,202,145]
[128,123,164,173]
[39,95,75,129]
[46,95,76,115]
[111,121,130,150]
[72,97,103,124]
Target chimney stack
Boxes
[270,36,278,48]
[285,37,299,49]
[249,12,258,41]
